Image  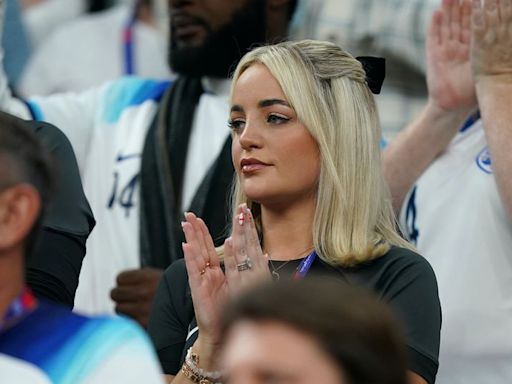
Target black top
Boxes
[148,246,441,384]
[27,121,96,307]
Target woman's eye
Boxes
[228,119,245,131]
[267,114,290,125]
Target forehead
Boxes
[232,63,288,104]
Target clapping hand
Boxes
[182,204,269,345]
[471,0,512,85]
[426,0,478,112]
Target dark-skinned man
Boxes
[0,0,297,326]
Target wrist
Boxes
[193,337,222,371]
[425,98,475,121]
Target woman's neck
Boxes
[261,197,316,261]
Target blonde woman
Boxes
[148,40,441,384]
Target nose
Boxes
[238,120,263,151]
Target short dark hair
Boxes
[0,111,54,250]
[221,278,407,384]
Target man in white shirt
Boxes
[384,0,512,382]
[0,0,298,327]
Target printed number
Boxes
[108,172,140,217]
[405,186,419,245]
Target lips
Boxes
[171,14,207,45]
[240,158,270,173]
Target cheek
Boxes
[231,140,241,174]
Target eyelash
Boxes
[227,114,290,131]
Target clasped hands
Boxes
[182,204,270,344]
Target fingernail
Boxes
[181,221,186,227]
[238,212,245,226]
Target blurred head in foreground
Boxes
[219,279,408,384]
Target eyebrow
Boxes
[230,99,291,113]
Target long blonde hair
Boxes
[227,40,412,267]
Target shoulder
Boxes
[375,246,437,281]
[101,77,172,123]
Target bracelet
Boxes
[181,347,223,384]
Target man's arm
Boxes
[471,0,512,217]
[383,0,478,213]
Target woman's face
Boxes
[220,320,344,384]
[230,63,320,207]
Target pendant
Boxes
[272,270,280,281]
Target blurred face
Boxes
[221,320,344,384]
[168,0,267,77]
[230,64,320,206]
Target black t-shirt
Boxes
[148,246,441,384]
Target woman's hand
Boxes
[182,212,227,345]
[224,204,270,294]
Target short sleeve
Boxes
[148,259,194,374]
[382,249,441,384]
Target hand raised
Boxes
[471,0,512,84]
[224,204,270,295]
[182,212,227,344]
[427,0,477,110]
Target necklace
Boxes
[267,246,315,281]
[268,259,292,281]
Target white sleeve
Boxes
[0,0,100,168]
[0,0,31,118]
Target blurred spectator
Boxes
[19,0,172,96]
[292,0,440,141]
[21,0,87,48]
[2,0,31,90]
[0,111,163,384]
[0,0,299,324]
[384,0,512,382]
[220,279,408,384]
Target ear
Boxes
[0,184,41,252]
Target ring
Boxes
[236,257,253,272]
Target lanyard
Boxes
[0,287,37,332]
[122,13,137,76]
[293,251,317,280]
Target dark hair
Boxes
[0,111,54,251]
[220,278,407,384]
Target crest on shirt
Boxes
[475,147,493,174]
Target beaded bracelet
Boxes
[181,347,223,384]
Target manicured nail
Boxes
[238,212,245,226]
